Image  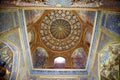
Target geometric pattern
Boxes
[40,10,81,51]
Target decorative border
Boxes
[19,9,100,75]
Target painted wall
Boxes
[89,11,120,80]
[0,8,119,80]
[0,9,29,80]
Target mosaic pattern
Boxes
[40,10,81,51]
[27,10,98,75]
[72,48,87,69]
[2,0,120,7]
[1,0,103,7]
[32,47,48,68]
[50,19,71,39]
[100,43,120,80]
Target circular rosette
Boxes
[50,19,71,39]
[40,10,81,51]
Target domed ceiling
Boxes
[40,10,81,51]
[25,10,94,69]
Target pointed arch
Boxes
[32,47,48,68]
[71,48,87,69]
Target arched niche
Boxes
[0,40,19,80]
[100,43,120,80]
[32,47,48,68]
[71,48,87,69]
[54,57,66,69]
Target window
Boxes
[54,57,65,69]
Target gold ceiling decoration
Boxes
[40,10,81,51]
[50,19,71,39]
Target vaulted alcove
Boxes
[26,10,94,69]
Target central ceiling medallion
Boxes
[40,10,81,51]
[50,19,71,39]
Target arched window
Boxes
[32,47,48,68]
[54,57,65,69]
[71,48,87,69]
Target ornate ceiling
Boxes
[50,19,71,39]
[0,1,120,79]
[1,0,120,8]
[0,0,105,7]
[26,10,93,69]
[40,10,81,51]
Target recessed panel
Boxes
[25,9,96,70]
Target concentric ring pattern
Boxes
[50,19,71,39]
[40,10,81,51]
